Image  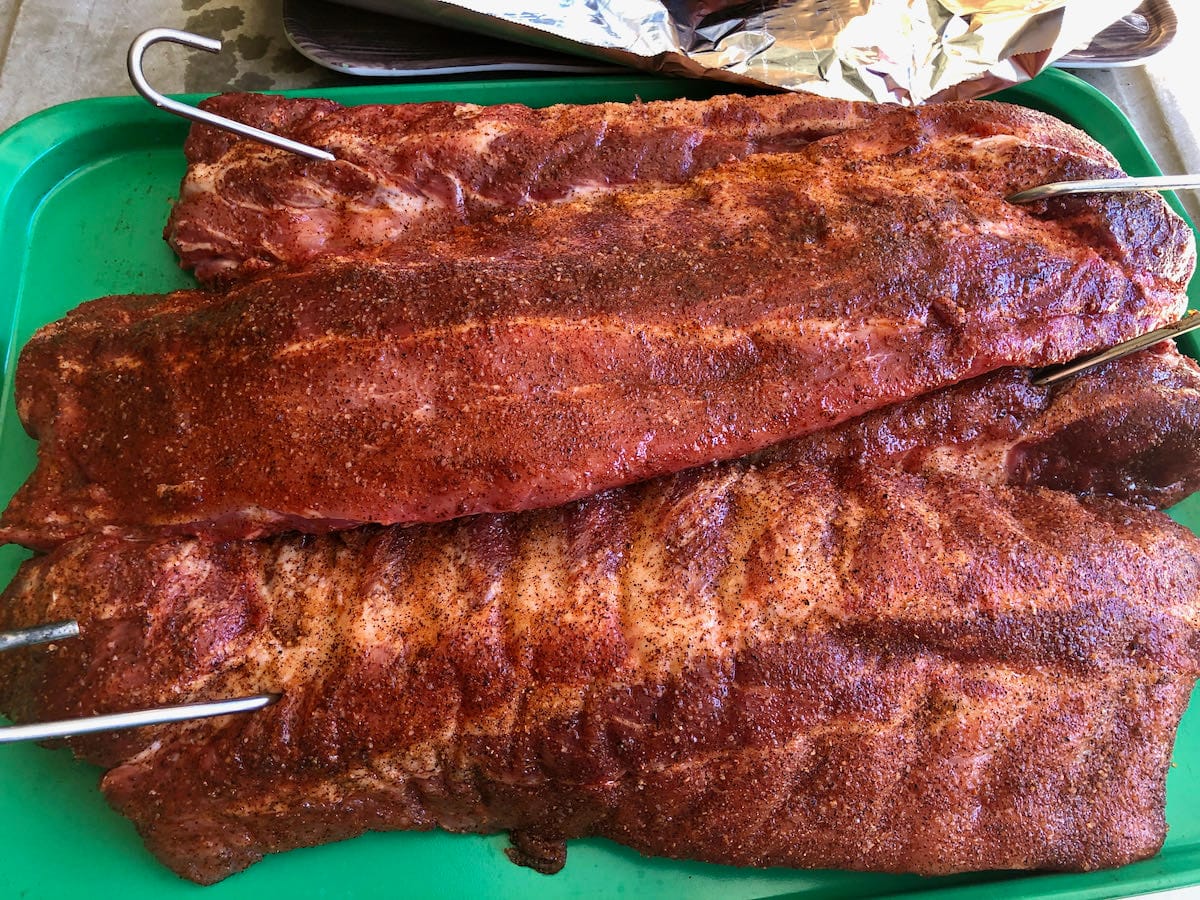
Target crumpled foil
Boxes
[337,0,1141,104]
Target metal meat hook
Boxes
[1008,173,1200,203]
[0,618,277,744]
[127,27,336,162]
[1032,310,1200,387]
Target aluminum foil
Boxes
[337,0,1141,104]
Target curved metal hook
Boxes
[127,27,336,162]
[1008,174,1200,203]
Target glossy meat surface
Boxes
[165,95,1138,286]
[788,345,1200,508]
[4,103,1193,548]
[167,91,888,283]
[1,460,1197,883]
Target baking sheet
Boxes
[1058,0,1178,67]
[0,69,1197,899]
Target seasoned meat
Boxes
[784,344,1200,509]
[1,459,1196,884]
[167,90,889,284]
[165,96,1124,285]
[3,103,1192,548]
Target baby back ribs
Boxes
[2,449,1197,883]
[167,90,888,284]
[4,103,1192,548]
[165,95,1117,285]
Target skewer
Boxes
[1032,311,1200,387]
[127,28,335,162]
[0,695,279,745]
[0,620,78,652]
[0,620,277,744]
[1008,174,1200,203]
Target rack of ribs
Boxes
[164,95,1119,285]
[4,102,1193,549]
[772,344,1200,508]
[2,347,1198,883]
[166,90,888,284]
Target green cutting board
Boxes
[0,68,1197,899]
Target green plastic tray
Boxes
[0,68,1197,900]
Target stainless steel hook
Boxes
[0,620,79,652]
[1032,310,1200,387]
[0,618,278,744]
[127,27,336,162]
[1008,174,1200,203]
[0,694,279,744]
